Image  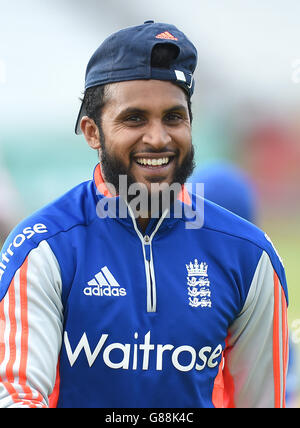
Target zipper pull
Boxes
[143,235,151,261]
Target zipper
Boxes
[127,205,168,313]
[143,235,155,312]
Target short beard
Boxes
[98,124,195,213]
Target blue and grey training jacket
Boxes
[0,164,288,408]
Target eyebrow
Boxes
[164,105,188,114]
[118,104,188,117]
[118,107,147,117]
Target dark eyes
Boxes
[123,112,184,126]
[164,113,184,123]
[124,115,144,124]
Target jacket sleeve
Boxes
[222,250,289,408]
[0,240,63,408]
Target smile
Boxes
[135,157,170,167]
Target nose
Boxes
[142,120,172,150]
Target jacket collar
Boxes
[92,163,194,233]
[93,163,192,205]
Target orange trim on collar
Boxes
[94,164,114,198]
[177,185,192,206]
[93,163,192,205]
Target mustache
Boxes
[130,148,179,158]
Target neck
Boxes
[136,217,150,234]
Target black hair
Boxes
[79,85,107,130]
[80,43,193,127]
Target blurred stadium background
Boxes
[1,0,299,406]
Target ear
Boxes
[80,116,102,150]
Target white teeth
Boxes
[136,157,170,166]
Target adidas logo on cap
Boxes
[155,31,178,41]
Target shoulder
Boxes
[189,195,287,300]
[0,180,96,299]
[201,196,269,249]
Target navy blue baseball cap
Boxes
[75,20,198,134]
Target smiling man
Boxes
[0,21,288,408]
[79,39,196,229]
[82,79,193,190]
[81,79,195,230]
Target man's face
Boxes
[97,79,194,197]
